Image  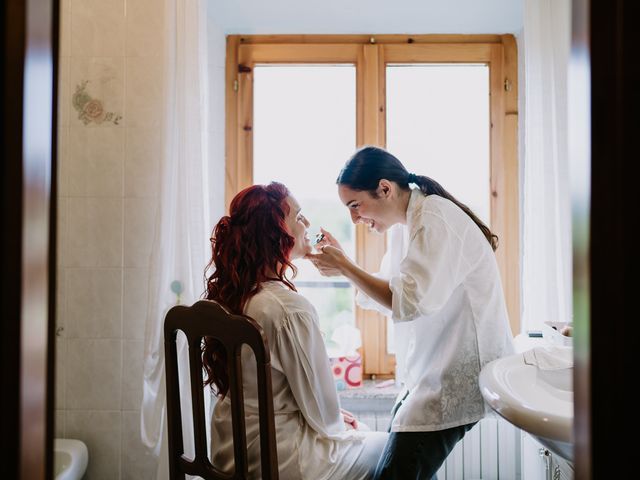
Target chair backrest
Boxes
[164,300,279,479]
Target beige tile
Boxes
[123,198,156,268]
[125,0,164,58]
[122,341,143,410]
[55,410,66,438]
[69,57,125,128]
[55,338,66,409]
[60,0,72,16]
[66,339,122,410]
[125,57,163,128]
[65,197,123,267]
[66,410,121,480]
[57,127,70,197]
[123,268,148,340]
[55,197,68,320]
[56,197,69,274]
[124,128,160,197]
[59,5,71,57]
[121,410,156,480]
[56,203,68,323]
[71,0,125,57]
[65,127,124,196]
[56,265,67,329]
[66,268,122,338]
[58,56,70,128]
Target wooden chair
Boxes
[164,300,279,479]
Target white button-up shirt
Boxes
[359,189,514,432]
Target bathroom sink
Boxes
[479,349,574,461]
[54,439,88,480]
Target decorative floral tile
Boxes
[72,80,122,126]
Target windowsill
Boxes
[338,379,403,413]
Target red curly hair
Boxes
[202,182,297,397]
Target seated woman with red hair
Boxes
[204,182,388,479]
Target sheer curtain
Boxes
[140,0,212,477]
[521,0,573,333]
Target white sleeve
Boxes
[274,310,346,438]
[355,223,409,317]
[389,213,474,322]
[355,271,392,317]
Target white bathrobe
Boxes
[211,281,387,479]
[358,189,515,432]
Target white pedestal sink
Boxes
[479,348,574,461]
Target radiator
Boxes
[355,413,522,480]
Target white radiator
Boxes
[355,414,522,480]
[441,417,521,480]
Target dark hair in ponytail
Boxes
[336,146,498,251]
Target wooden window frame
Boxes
[225,35,519,377]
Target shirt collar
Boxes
[405,188,424,231]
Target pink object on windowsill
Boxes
[330,355,362,390]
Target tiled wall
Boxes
[55,1,225,478]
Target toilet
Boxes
[54,439,88,480]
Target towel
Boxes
[523,346,573,370]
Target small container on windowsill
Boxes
[330,355,362,390]
[542,321,573,347]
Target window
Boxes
[225,35,519,377]
[253,65,357,355]
[386,63,491,353]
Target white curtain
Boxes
[521,0,573,333]
[140,0,212,477]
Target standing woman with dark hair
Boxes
[204,182,388,479]
[307,146,515,480]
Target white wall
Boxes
[206,7,227,223]
[209,0,522,34]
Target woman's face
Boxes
[338,183,395,233]
[284,195,312,259]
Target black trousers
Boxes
[373,394,477,480]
